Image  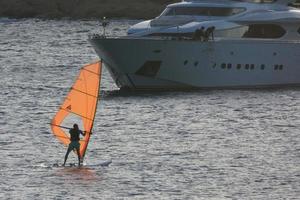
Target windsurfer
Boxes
[63,124,86,166]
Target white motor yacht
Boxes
[90,0,300,90]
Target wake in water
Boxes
[36,160,112,169]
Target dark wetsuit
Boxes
[68,128,83,150]
[63,127,85,166]
[69,128,82,141]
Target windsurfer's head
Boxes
[73,124,79,129]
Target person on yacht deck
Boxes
[204,26,215,41]
[193,27,205,41]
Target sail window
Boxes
[163,7,245,17]
[243,24,286,38]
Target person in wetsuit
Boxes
[63,124,85,166]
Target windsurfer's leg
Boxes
[63,147,72,166]
[76,147,81,166]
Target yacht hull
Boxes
[90,37,300,90]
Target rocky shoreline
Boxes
[0,0,179,19]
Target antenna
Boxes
[101,17,109,36]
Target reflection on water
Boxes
[55,167,99,182]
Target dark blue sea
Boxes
[0,18,299,199]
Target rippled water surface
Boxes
[0,18,300,199]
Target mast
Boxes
[81,60,103,160]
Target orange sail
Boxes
[51,61,102,159]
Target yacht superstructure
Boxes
[90,0,300,90]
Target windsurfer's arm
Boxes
[81,131,92,135]
[80,130,86,136]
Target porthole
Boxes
[261,64,265,70]
[194,61,199,66]
[221,63,226,69]
[184,60,188,65]
[245,64,250,70]
[250,64,255,70]
[279,65,283,70]
[274,65,278,70]
[227,63,232,69]
[237,64,242,69]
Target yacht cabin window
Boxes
[233,0,276,3]
[242,24,286,38]
[289,1,300,8]
[161,7,245,17]
[235,0,300,6]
